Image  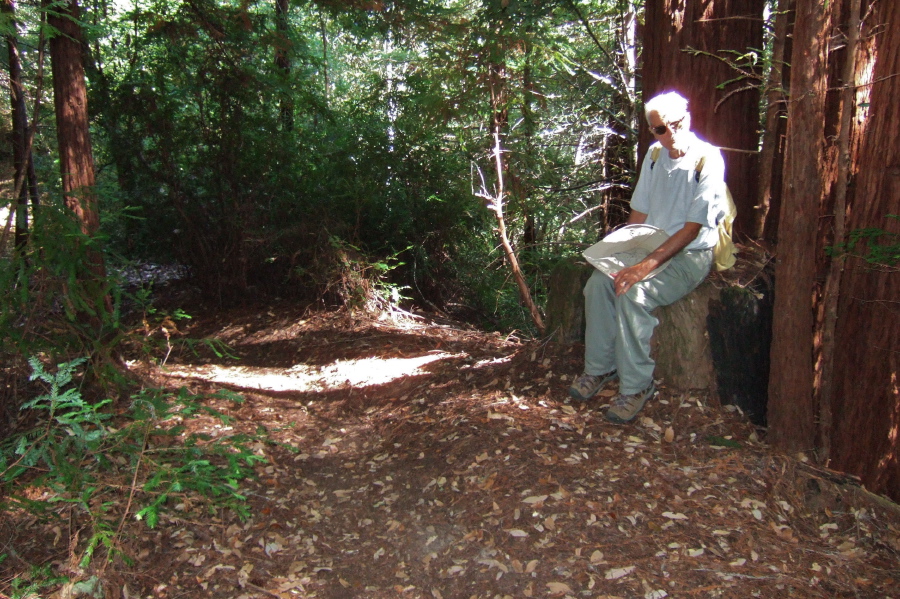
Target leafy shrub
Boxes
[0,358,266,569]
[0,201,126,387]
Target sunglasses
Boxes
[651,116,685,136]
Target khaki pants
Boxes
[582,248,713,395]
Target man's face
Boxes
[648,111,688,153]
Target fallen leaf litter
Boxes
[3,304,898,599]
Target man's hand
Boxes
[610,221,703,296]
[612,262,655,296]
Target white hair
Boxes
[644,92,689,124]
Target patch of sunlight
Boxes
[472,356,512,368]
[160,352,465,392]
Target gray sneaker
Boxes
[605,383,657,423]
[568,371,618,402]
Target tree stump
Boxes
[545,254,773,405]
[650,280,720,391]
[545,257,593,345]
[707,266,774,425]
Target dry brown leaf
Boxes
[477,558,509,573]
[662,512,688,520]
[604,565,635,580]
[523,495,548,505]
[547,582,573,594]
[237,563,254,588]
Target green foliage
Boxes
[1,561,69,599]
[313,235,412,314]
[0,198,212,382]
[7,357,111,484]
[0,201,126,379]
[76,0,638,324]
[827,215,900,268]
[706,435,743,449]
[6,0,647,329]
[0,359,266,567]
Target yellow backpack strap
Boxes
[650,145,661,169]
[694,155,706,182]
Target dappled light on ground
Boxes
[163,352,467,392]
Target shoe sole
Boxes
[605,386,656,423]
[568,373,618,402]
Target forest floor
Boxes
[3,290,900,599]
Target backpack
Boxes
[650,145,737,271]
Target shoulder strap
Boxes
[650,145,709,182]
[650,145,661,169]
[694,155,706,182]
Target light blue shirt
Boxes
[630,134,726,251]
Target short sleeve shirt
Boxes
[630,133,726,251]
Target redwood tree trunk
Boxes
[830,0,900,500]
[48,0,99,237]
[641,0,764,239]
[47,0,108,315]
[767,0,831,452]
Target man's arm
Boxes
[611,221,702,296]
[628,210,647,225]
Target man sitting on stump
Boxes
[569,91,726,423]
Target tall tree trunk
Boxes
[816,0,861,465]
[46,0,108,313]
[320,9,329,111]
[47,0,99,236]
[752,0,792,240]
[766,0,831,452]
[3,0,39,251]
[830,0,900,500]
[515,29,536,253]
[641,0,765,240]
